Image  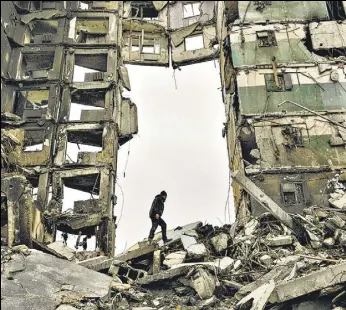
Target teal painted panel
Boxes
[239,1,329,24]
[231,40,313,67]
[239,83,346,114]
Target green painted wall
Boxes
[239,83,346,114]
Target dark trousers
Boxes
[149,217,167,240]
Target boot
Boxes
[163,238,173,244]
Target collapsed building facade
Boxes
[1,2,346,309]
[217,1,346,223]
[1,1,138,256]
[2,0,345,255]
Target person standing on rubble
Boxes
[148,191,172,244]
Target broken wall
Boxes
[220,0,346,216]
[1,0,138,257]
[122,1,220,67]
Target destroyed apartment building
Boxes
[1,1,346,310]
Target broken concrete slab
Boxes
[323,237,336,248]
[183,230,199,238]
[245,219,259,236]
[163,251,186,268]
[236,265,292,300]
[237,280,275,310]
[116,243,159,262]
[232,171,301,237]
[136,265,190,285]
[56,306,79,310]
[329,136,344,146]
[214,257,234,273]
[269,262,346,303]
[189,267,216,300]
[110,281,131,292]
[156,222,201,247]
[250,148,261,160]
[198,295,218,308]
[1,249,112,310]
[47,241,75,261]
[61,285,74,291]
[186,243,207,258]
[260,255,272,267]
[233,259,242,271]
[210,233,229,252]
[77,256,112,271]
[153,250,161,274]
[181,234,197,249]
[329,192,346,209]
[265,235,293,247]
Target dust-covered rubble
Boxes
[2,191,346,310]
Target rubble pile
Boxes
[102,209,345,310]
[2,204,346,310]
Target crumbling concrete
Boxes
[210,233,229,252]
[1,249,112,310]
[269,262,346,303]
[163,251,186,268]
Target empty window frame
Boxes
[69,89,106,121]
[73,53,108,82]
[15,89,49,120]
[280,182,308,206]
[23,130,47,152]
[131,4,159,19]
[183,3,201,18]
[70,18,109,43]
[21,51,55,79]
[264,73,293,92]
[131,37,161,54]
[29,20,60,44]
[185,34,204,51]
[256,30,277,47]
[65,129,103,163]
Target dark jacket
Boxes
[149,195,165,218]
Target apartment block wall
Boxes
[217,1,346,221]
[1,1,138,256]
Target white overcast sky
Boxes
[59,60,235,254]
[114,61,234,253]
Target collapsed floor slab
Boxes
[1,248,112,310]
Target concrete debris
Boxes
[250,149,261,160]
[210,233,229,252]
[153,250,161,274]
[1,248,112,310]
[260,255,272,267]
[188,267,216,300]
[1,1,346,310]
[2,212,346,309]
[181,234,198,249]
[265,235,293,247]
[47,241,75,261]
[214,257,234,273]
[237,280,275,310]
[269,262,346,303]
[163,251,187,267]
[244,219,259,236]
[323,237,335,248]
[56,306,79,310]
[329,191,346,209]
